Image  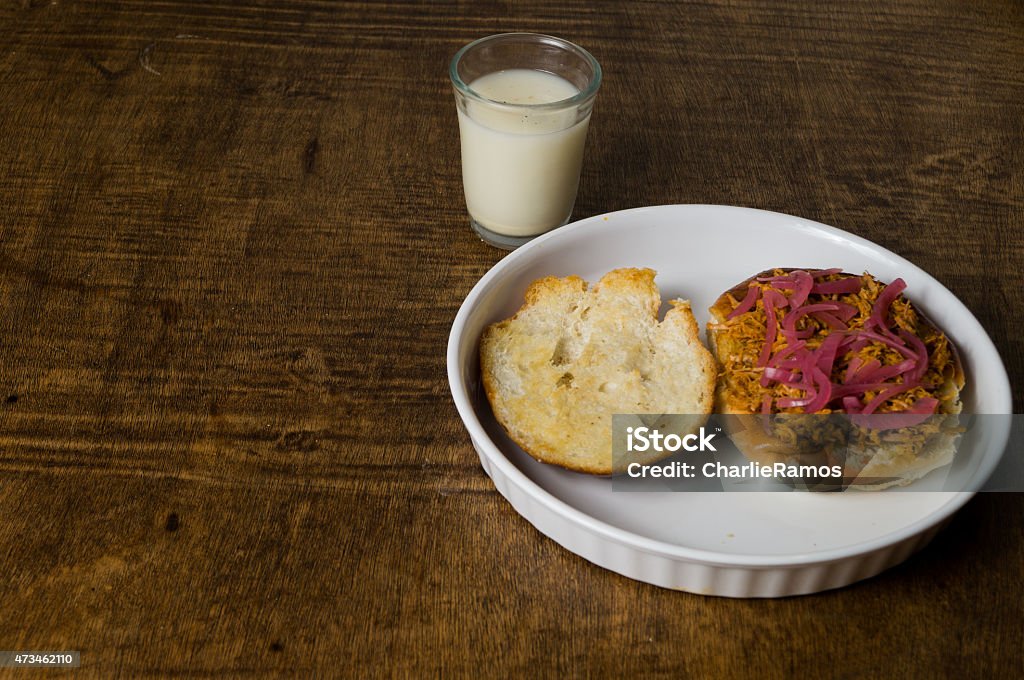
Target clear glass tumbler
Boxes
[450,33,602,249]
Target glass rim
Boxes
[449,32,602,112]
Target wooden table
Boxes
[1,1,1021,676]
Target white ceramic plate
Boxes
[447,205,1012,597]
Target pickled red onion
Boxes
[726,283,760,320]
[735,269,934,423]
[869,277,907,331]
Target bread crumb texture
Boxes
[480,268,717,474]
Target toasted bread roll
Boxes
[480,268,717,474]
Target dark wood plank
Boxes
[0,0,1021,676]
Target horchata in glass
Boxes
[450,33,601,249]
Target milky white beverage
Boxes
[458,69,590,237]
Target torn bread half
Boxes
[480,268,717,474]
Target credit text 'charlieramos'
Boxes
[625,460,844,480]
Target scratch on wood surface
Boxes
[139,42,161,76]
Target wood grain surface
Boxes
[1,1,1022,677]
